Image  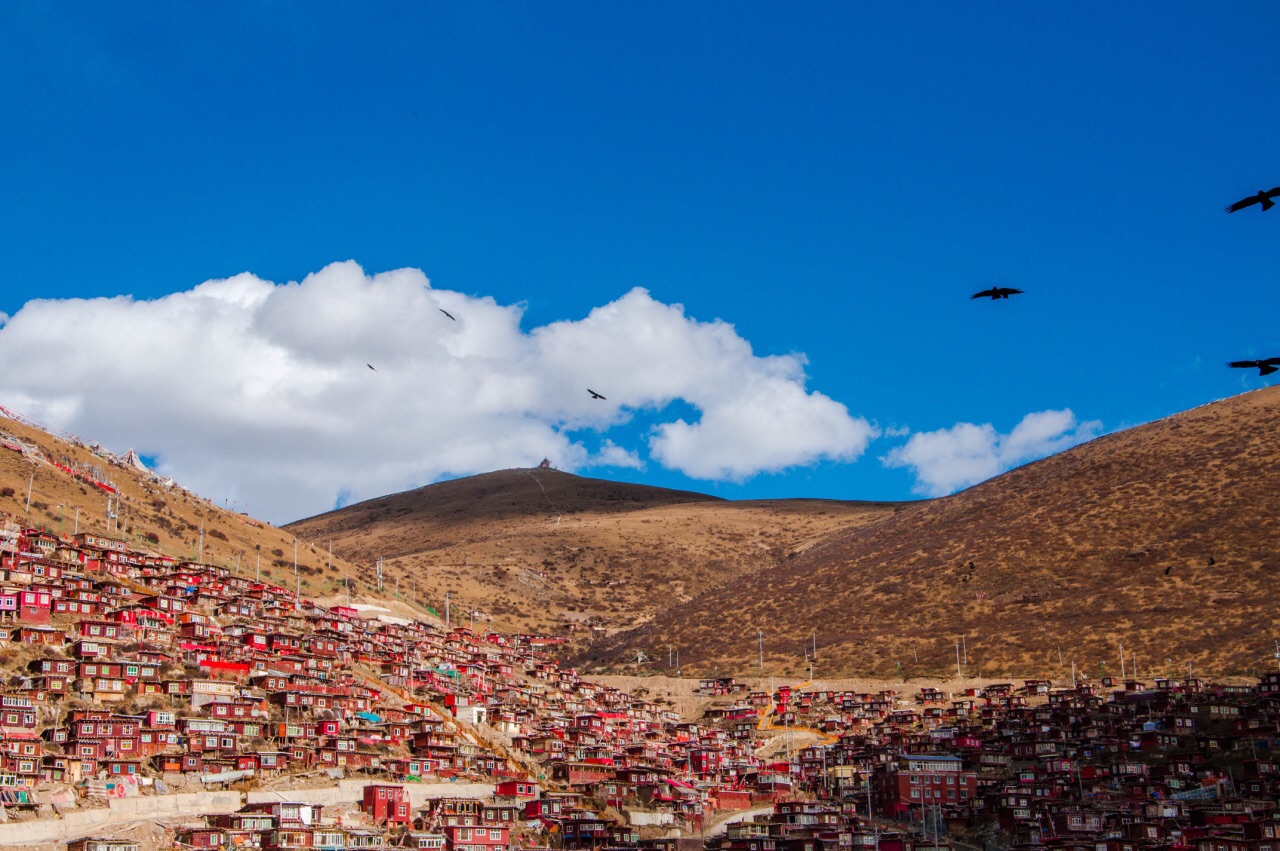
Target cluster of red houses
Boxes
[3,523,1280,851]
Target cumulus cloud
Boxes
[586,440,644,471]
[0,261,874,522]
[882,409,1102,497]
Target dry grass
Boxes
[582,386,1280,679]
[285,469,898,637]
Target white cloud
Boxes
[882,409,1102,497]
[586,440,644,470]
[0,262,873,522]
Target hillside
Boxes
[0,407,376,604]
[582,387,1280,679]
[285,469,899,636]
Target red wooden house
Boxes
[363,783,411,823]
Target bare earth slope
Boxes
[285,469,898,636]
[583,387,1280,679]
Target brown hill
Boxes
[285,468,898,636]
[582,387,1280,679]
[0,408,372,603]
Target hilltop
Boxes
[582,386,1280,678]
[285,469,899,636]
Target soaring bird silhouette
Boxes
[367,364,376,372]
[440,308,456,321]
[1227,358,1280,376]
[971,287,1024,300]
[1225,188,1280,213]
[587,389,606,400]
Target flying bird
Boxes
[440,308,456,321]
[1227,358,1280,376]
[971,287,1024,300]
[1225,187,1280,213]
[367,364,376,372]
[587,389,606,400]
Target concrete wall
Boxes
[0,790,244,846]
[246,780,494,809]
[0,781,496,845]
[628,810,675,827]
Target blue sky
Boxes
[2,4,1278,522]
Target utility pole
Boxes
[198,521,204,563]
[955,642,962,679]
[1120,643,1125,678]
[868,777,878,849]
[73,506,79,536]
[25,472,33,515]
[256,553,260,583]
[294,539,299,600]
[445,591,451,628]
[961,635,967,665]
[758,629,764,672]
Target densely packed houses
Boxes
[2,523,1280,851]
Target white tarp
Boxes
[124,448,150,473]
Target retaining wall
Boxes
[0,790,244,846]
[246,780,494,808]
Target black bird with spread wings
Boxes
[971,286,1024,300]
[367,364,376,372]
[1227,357,1280,376]
[1225,188,1280,213]
[440,308,456,321]
[587,389,606,400]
